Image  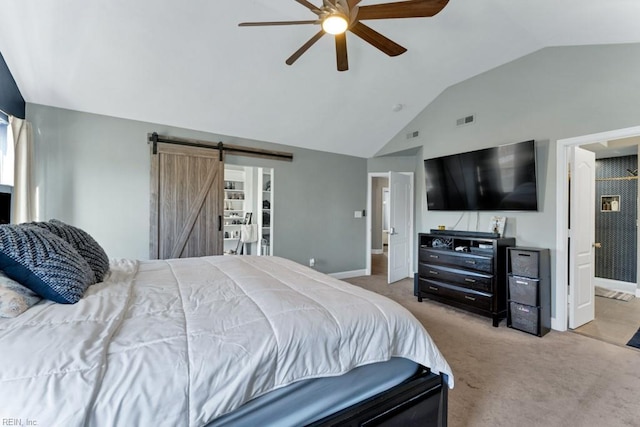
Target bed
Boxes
[0,235,453,426]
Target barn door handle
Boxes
[219,215,222,231]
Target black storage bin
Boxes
[510,250,539,278]
[508,276,539,306]
[509,302,539,335]
[506,247,550,337]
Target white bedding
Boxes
[0,255,453,426]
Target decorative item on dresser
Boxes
[417,230,515,327]
[507,247,551,336]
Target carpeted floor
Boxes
[573,292,640,347]
[345,274,640,427]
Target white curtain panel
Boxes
[0,116,12,185]
[8,116,36,223]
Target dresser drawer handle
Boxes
[429,255,439,259]
[465,260,476,265]
[464,295,476,301]
[516,280,528,285]
[465,278,476,283]
[429,286,439,291]
[429,270,439,275]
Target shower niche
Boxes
[600,195,620,212]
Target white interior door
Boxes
[388,172,412,284]
[569,146,596,329]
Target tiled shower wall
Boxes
[595,155,637,283]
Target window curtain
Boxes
[8,116,36,223]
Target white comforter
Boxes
[0,256,453,426]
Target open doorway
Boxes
[572,140,640,346]
[556,126,640,347]
[370,176,389,276]
[366,172,414,283]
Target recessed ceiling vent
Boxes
[456,114,475,127]
[406,130,420,139]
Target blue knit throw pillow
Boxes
[0,224,95,304]
[30,220,110,283]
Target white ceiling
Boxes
[583,136,640,159]
[1,0,640,158]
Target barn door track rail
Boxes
[148,132,293,162]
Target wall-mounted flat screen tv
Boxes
[0,185,11,224]
[424,140,538,211]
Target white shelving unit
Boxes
[257,168,273,256]
[223,167,246,253]
[223,166,273,256]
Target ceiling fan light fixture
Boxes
[322,13,348,35]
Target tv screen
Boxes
[425,140,538,211]
[0,185,12,224]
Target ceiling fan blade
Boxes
[239,20,319,27]
[335,33,349,71]
[294,0,322,15]
[286,30,326,65]
[356,0,449,20]
[349,22,407,57]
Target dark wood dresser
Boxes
[417,231,515,327]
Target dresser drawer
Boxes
[420,248,493,273]
[419,263,493,293]
[419,278,492,311]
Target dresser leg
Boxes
[418,296,423,302]
[492,317,500,327]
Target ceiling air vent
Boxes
[456,114,475,127]
[406,130,420,139]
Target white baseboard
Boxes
[330,269,367,280]
[551,317,564,332]
[593,277,637,295]
[371,249,383,255]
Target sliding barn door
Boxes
[150,143,224,259]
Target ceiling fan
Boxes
[239,0,449,71]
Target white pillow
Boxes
[0,271,42,318]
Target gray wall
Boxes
[27,104,367,274]
[372,43,640,323]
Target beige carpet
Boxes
[345,275,640,427]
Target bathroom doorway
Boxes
[563,134,640,346]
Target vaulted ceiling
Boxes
[1,1,639,158]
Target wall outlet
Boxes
[309,258,315,267]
